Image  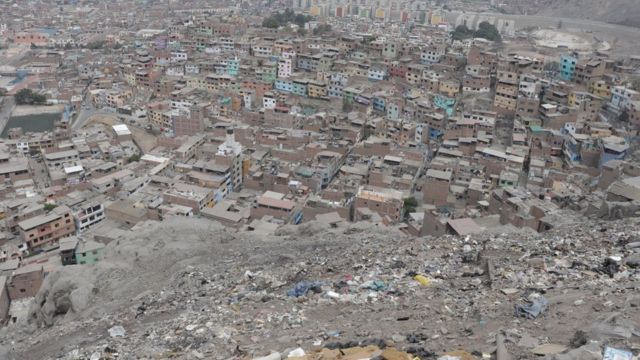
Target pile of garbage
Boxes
[0,217,639,360]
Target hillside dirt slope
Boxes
[1,217,640,359]
[508,0,640,28]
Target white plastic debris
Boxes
[253,352,282,360]
[108,325,126,338]
[288,348,306,357]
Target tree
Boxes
[451,25,474,41]
[297,27,307,36]
[294,14,307,27]
[43,203,58,212]
[475,21,501,42]
[86,40,106,50]
[128,154,141,162]
[313,24,332,35]
[15,89,47,105]
[262,9,310,29]
[403,197,418,219]
[262,17,279,28]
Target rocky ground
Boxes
[1,217,640,360]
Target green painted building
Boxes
[75,240,105,265]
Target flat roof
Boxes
[59,237,79,251]
[257,196,295,210]
[447,218,483,236]
[45,149,79,161]
[64,165,84,174]
[18,206,70,231]
[112,124,132,136]
[426,169,452,181]
[0,159,29,174]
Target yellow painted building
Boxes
[375,8,385,19]
[439,80,460,98]
[307,80,328,98]
[310,6,321,16]
[589,80,612,98]
[430,12,444,25]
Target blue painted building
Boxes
[433,95,455,117]
[275,79,294,93]
[560,54,577,81]
[226,58,239,76]
[386,102,400,120]
[292,79,308,97]
[372,96,386,112]
[600,141,629,167]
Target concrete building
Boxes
[423,169,452,206]
[163,182,214,214]
[7,264,44,300]
[0,160,31,184]
[18,206,75,249]
[354,185,404,225]
[75,240,105,265]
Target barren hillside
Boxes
[1,216,640,359]
[506,0,640,28]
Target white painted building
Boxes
[278,58,292,78]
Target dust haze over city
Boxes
[1,0,640,359]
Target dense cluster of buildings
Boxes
[0,0,639,324]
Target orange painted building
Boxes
[18,205,75,249]
[13,32,49,46]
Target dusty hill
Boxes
[1,217,640,359]
[506,0,640,28]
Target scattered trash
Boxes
[602,256,622,278]
[108,325,126,338]
[515,294,549,319]
[286,281,322,297]
[501,288,519,295]
[603,347,633,360]
[287,347,305,357]
[361,280,386,291]
[413,274,431,286]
